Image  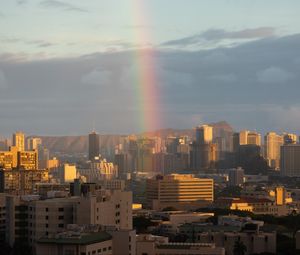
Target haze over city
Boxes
[1,0,300,136]
[2,1,300,255]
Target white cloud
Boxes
[81,69,111,86]
[257,66,293,84]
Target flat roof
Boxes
[38,232,112,245]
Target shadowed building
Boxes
[88,131,100,161]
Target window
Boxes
[92,251,96,254]
[58,215,64,220]
[45,216,48,220]
[108,246,112,250]
[45,208,48,212]
[45,224,48,228]
[58,224,64,228]
[97,249,101,253]
[58,208,64,212]
[103,248,107,251]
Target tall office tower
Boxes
[114,153,129,178]
[283,133,298,145]
[62,164,77,183]
[280,144,300,177]
[0,138,9,151]
[88,131,99,161]
[27,137,42,150]
[196,125,213,144]
[239,130,249,145]
[239,130,261,146]
[247,131,261,146]
[12,132,25,151]
[264,132,284,170]
[146,174,214,210]
[232,132,240,152]
[190,125,217,171]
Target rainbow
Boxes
[131,0,161,133]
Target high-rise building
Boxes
[114,153,129,178]
[0,169,49,194]
[146,174,214,210]
[18,150,38,170]
[12,132,25,152]
[62,164,77,183]
[239,130,249,145]
[88,131,100,161]
[196,125,213,144]
[283,133,298,145]
[264,132,283,170]
[239,130,261,146]
[247,131,261,146]
[190,125,217,171]
[27,137,42,151]
[280,144,300,177]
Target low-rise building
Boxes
[146,174,213,210]
[136,234,225,255]
[37,230,113,255]
[197,229,276,255]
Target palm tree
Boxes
[233,240,247,255]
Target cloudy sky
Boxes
[0,0,300,136]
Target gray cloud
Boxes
[257,66,293,83]
[81,69,112,86]
[162,27,276,47]
[39,0,88,12]
[0,70,8,89]
[0,34,300,136]
[208,73,237,83]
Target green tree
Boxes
[233,240,247,255]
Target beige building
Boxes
[12,132,25,152]
[0,151,15,169]
[0,169,49,194]
[216,197,290,216]
[197,230,276,255]
[18,150,38,170]
[264,132,283,170]
[0,148,38,170]
[110,229,136,255]
[37,230,113,255]
[75,190,132,230]
[283,133,298,144]
[280,144,300,177]
[146,174,213,210]
[62,164,77,183]
[136,234,225,255]
[27,137,42,151]
[0,188,133,253]
[195,125,213,144]
[79,158,118,182]
[239,130,261,146]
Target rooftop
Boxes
[38,231,112,245]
